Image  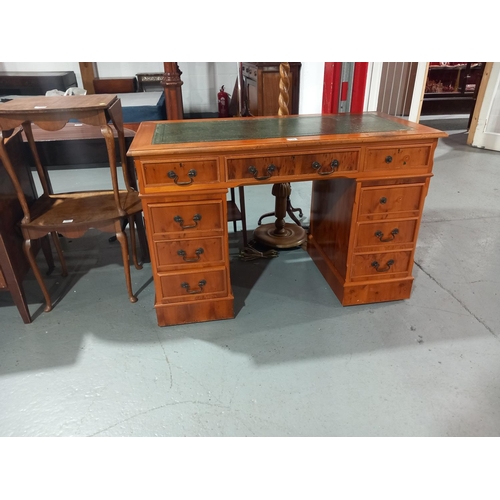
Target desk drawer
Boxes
[364,144,432,172]
[155,236,225,271]
[227,150,359,182]
[148,200,224,237]
[158,268,228,303]
[351,250,413,281]
[358,184,424,220]
[354,219,418,250]
[142,159,220,188]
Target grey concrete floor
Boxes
[1,117,500,437]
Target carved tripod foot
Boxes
[257,197,304,226]
[253,182,307,249]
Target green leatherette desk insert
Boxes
[152,114,411,144]
[128,113,447,327]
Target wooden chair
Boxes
[0,124,143,313]
[0,128,55,323]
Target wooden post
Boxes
[162,63,184,120]
[79,62,98,94]
[278,62,290,116]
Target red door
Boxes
[322,62,369,114]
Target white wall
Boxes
[299,62,324,114]
[0,61,324,115]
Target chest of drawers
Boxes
[128,114,446,327]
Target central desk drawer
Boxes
[155,236,225,270]
[148,200,224,237]
[142,159,220,188]
[227,150,359,182]
[158,268,228,303]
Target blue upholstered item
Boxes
[119,91,166,123]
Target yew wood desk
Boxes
[127,113,447,327]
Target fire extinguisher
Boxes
[218,85,230,118]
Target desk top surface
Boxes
[129,113,447,156]
[0,95,118,115]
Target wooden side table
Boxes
[0,94,149,270]
[0,95,129,187]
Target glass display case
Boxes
[421,62,485,115]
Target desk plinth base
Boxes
[307,236,414,306]
[253,223,307,249]
[155,296,234,326]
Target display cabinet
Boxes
[421,63,485,115]
[240,62,301,116]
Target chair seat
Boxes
[22,190,142,236]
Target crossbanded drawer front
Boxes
[142,159,220,188]
[354,219,418,250]
[351,251,412,280]
[148,201,223,237]
[227,150,359,181]
[358,184,424,220]
[158,268,228,303]
[155,236,225,271]
[364,145,432,172]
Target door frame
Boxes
[467,62,496,147]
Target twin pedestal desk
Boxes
[127,113,446,327]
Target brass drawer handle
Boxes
[385,156,393,163]
[168,169,197,185]
[174,213,201,229]
[248,164,276,181]
[375,228,399,242]
[177,248,204,262]
[311,159,339,176]
[371,259,395,272]
[181,279,206,294]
